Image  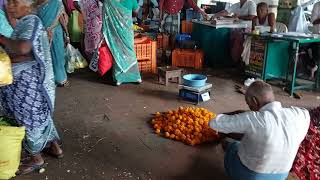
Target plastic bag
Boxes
[288,6,309,33]
[98,43,113,76]
[65,44,88,73]
[74,48,88,69]
[68,10,82,43]
[65,44,76,73]
[0,125,25,179]
[0,47,13,86]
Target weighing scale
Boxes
[179,83,212,104]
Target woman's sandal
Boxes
[16,162,46,175]
[57,80,70,87]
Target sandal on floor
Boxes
[16,162,45,175]
[57,81,70,87]
[43,148,64,159]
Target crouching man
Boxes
[210,81,310,180]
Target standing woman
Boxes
[37,0,70,87]
[0,0,63,175]
[0,0,13,37]
[102,0,142,85]
[82,0,103,57]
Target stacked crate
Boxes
[181,20,193,34]
[134,40,157,73]
[172,49,204,70]
[157,33,170,50]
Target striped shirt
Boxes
[210,101,310,173]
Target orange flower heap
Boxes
[151,107,219,146]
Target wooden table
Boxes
[158,66,183,86]
[246,33,320,96]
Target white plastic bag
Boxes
[65,44,76,73]
[65,44,88,74]
[74,48,88,69]
[288,6,309,33]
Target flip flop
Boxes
[57,81,70,87]
[43,148,64,159]
[16,162,45,175]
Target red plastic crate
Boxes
[181,20,193,34]
[157,33,169,50]
[134,40,157,73]
[172,49,203,70]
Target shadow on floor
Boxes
[172,152,228,180]
[136,88,180,102]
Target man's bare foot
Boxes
[310,65,318,80]
[16,154,44,175]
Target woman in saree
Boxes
[82,0,103,57]
[37,0,70,87]
[0,0,63,175]
[102,0,142,86]
[0,0,13,37]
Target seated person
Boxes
[210,81,310,179]
[212,0,256,20]
[252,2,275,32]
[212,0,256,63]
[309,1,320,79]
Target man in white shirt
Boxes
[210,81,310,179]
[212,0,257,20]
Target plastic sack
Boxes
[288,6,309,33]
[74,49,88,69]
[65,44,76,73]
[68,10,82,43]
[0,125,25,180]
[0,47,13,86]
[98,43,113,76]
[65,44,88,73]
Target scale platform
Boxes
[179,83,212,105]
[178,83,212,92]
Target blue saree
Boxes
[37,0,67,84]
[102,0,142,85]
[0,15,59,155]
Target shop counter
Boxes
[246,33,320,96]
[191,20,249,68]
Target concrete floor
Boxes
[14,68,319,180]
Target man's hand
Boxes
[232,14,239,20]
[201,11,208,20]
[224,110,247,115]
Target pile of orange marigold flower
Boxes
[151,107,219,146]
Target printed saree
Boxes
[82,0,103,54]
[0,15,59,155]
[38,0,67,84]
[102,0,141,84]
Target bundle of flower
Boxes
[151,107,219,146]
